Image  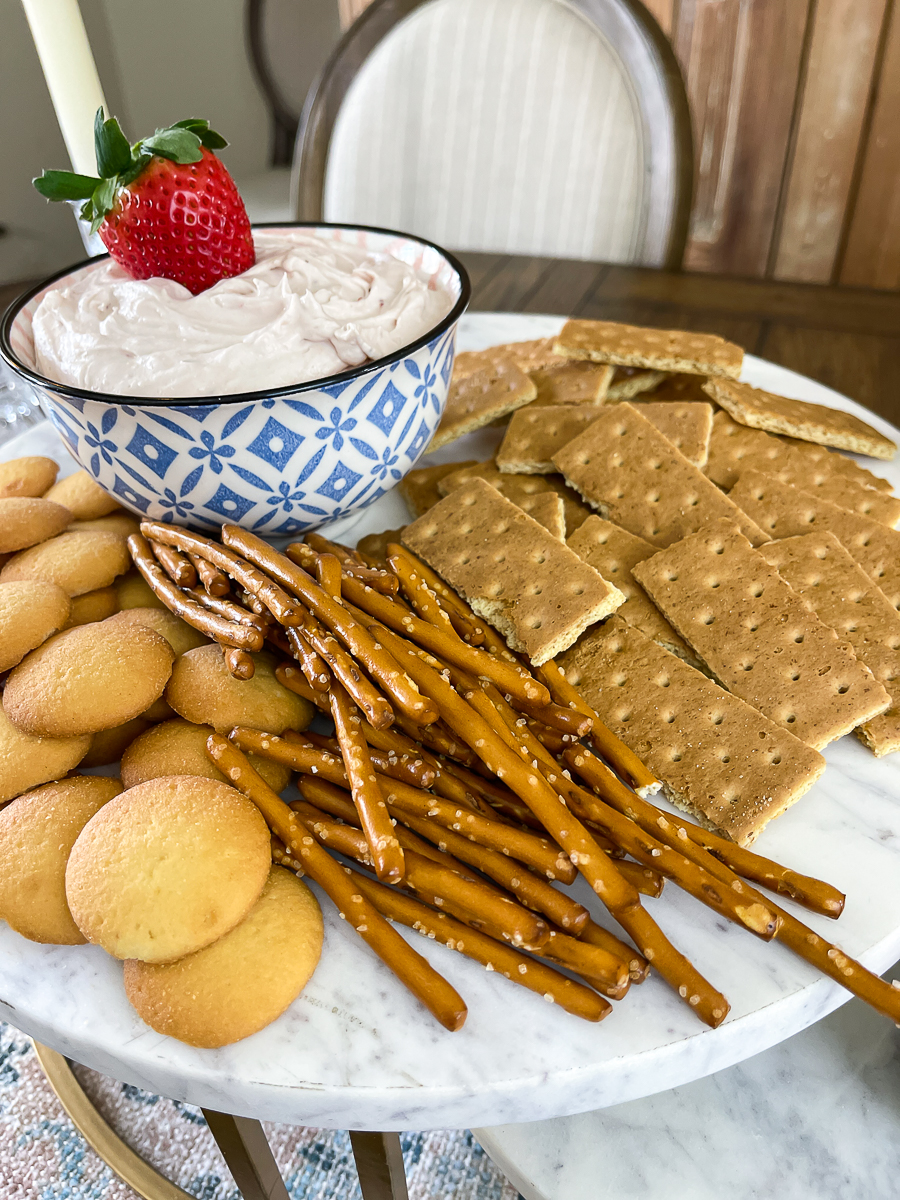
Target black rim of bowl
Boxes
[0,221,472,410]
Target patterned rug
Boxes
[0,1023,522,1199]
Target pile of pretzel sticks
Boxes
[127,520,900,1032]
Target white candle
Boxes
[21,0,109,177]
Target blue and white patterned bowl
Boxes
[0,224,469,535]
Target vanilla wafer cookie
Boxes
[552,403,768,547]
[606,367,668,401]
[632,521,890,750]
[398,460,478,517]
[558,616,825,845]
[554,320,743,379]
[438,461,592,534]
[530,361,614,406]
[402,478,624,665]
[567,516,694,661]
[706,412,900,526]
[431,359,536,450]
[730,470,900,610]
[704,378,896,460]
[759,531,900,756]
[632,401,713,467]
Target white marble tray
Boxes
[2,313,900,1132]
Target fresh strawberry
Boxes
[34,111,255,294]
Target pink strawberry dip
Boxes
[30,230,454,399]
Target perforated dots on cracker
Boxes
[554,319,743,379]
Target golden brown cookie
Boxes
[0,706,91,806]
[0,456,59,500]
[68,512,141,539]
[66,775,272,962]
[80,717,151,767]
[0,498,71,554]
[142,697,176,722]
[166,646,314,734]
[63,586,119,628]
[44,470,119,519]
[124,866,322,1047]
[115,569,167,610]
[121,719,291,793]
[3,619,175,737]
[104,607,208,656]
[0,581,71,672]
[0,531,130,596]
[0,776,122,943]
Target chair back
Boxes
[294,0,692,266]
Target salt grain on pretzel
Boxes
[285,627,332,693]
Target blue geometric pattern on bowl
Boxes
[29,325,456,535]
[1,224,468,535]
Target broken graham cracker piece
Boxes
[730,470,900,611]
[529,361,614,406]
[631,401,713,468]
[522,492,566,540]
[431,359,536,451]
[605,367,668,401]
[438,461,592,534]
[398,460,478,518]
[759,531,900,757]
[552,402,768,548]
[704,377,896,461]
[706,411,900,527]
[402,478,624,665]
[558,616,825,845]
[567,515,695,662]
[451,338,563,383]
[631,520,890,751]
[625,372,709,404]
[554,319,743,380]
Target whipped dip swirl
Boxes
[31,231,455,399]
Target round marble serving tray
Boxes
[2,313,900,1132]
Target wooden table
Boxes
[457,252,900,426]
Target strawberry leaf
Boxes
[94,108,131,177]
[33,170,100,201]
[172,118,228,151]
[139,128,203,164]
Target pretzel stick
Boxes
[580,919,650,983]
[276,662,329,711]
[330,681,405,885]
[291,795,550,948]
[615,861,665,898]
[224,647,255,680]
[150,540,197,588]
[222,526,439,725]
[291,730,436,790]
[285,627,332,693]
[563,749,845,920]
[527,929,631,997]
[128,535,264,652]
[343,868,612,1022]
[140,521,308,628]
[314,551,343,598]
[372,626,731,1025]
[393,712,483,771]
[189,552,230,597]
[338,576,550,706]
[384,543,486,645]
[186,587,267,630]
[535,658,661,796]
[297,537,400,595]
[205,733,467,1030]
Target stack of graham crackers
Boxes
[360,319,900,848]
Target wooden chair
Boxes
[293,0,693,267]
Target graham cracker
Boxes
[398,460,478,518]
[704,378,896,461]
[632,521,890,751]
[438,461,593,534]
[566,515,694,662]
[558,616,826,845]
[759,532,900,757]
[632,401,713,468]
[497,407,602,474]
[529,361,615,407]
[551,403,768,548]
[452,339,563,383]
[401,478,624,665]
[523,492,566,540]
[706,412,900,526]
[554,319,743,380]
[626,373,711,404]
[730,470,900,611]
[606,367,668,401]
[431,360,537,451]
[356,528,405,566]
